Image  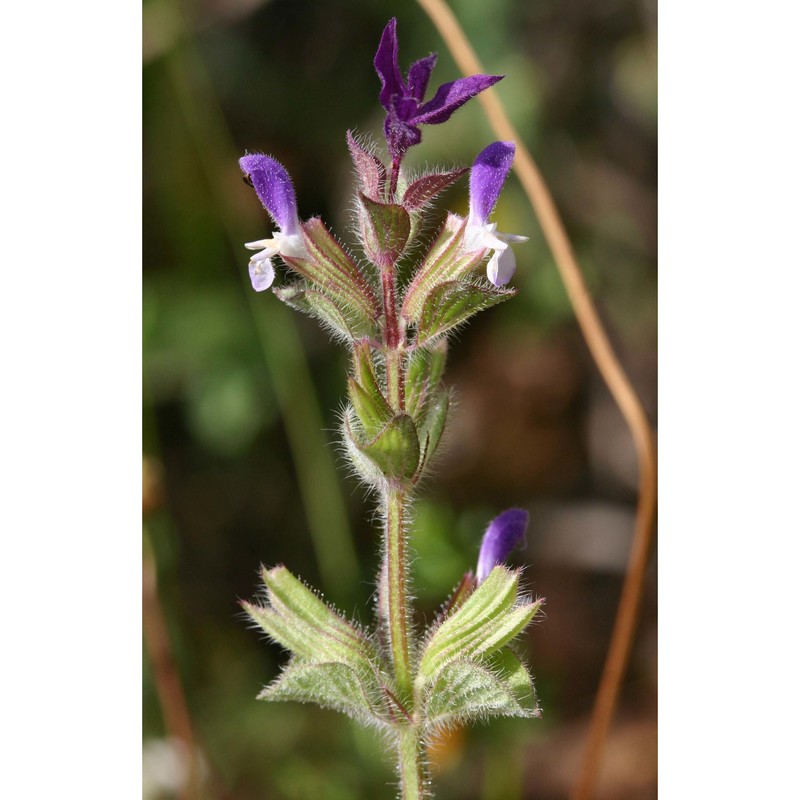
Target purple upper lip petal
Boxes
[476,508,529,584]
[374,18,504,163]
[468,141,516,226]
[239,154,301,236]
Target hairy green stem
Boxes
[381,264,405,414]
[398,725,427,800]
[385,348,405,413]
[385,486,412,699]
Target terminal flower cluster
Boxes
[374,18,502,165]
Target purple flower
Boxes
[239,154,307,291]
[476,508,529,584]
[374,18,503,164]
[463,142,529,287]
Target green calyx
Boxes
[417,566,543,683]
[345,410,421,484]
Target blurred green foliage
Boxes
[143,0,656,797]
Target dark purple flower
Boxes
[463,142,528,287]
[374,18,503,164]
[476,508,529,584]
[239,154,307,291]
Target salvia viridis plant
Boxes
[239,18,543,799]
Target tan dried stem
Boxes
[415,1,658,797]
[143,537,201,800]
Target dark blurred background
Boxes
[142,0,656,797]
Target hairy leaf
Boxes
[424,659,533,728]
[259,661,387,728]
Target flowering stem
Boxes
[397,724,427,799]
[385,486,413,700]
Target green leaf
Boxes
[282,218,379,325]
[243,565,379,671]
[417,566,542,683]
[259,661,387,728]
[273,282,375,340]
[415,281,515,347]
[424,659,534,728]
[358,192,411,269]
[401,214,487,323]
[402,168,468,211]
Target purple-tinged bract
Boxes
[476,508,529,584]
[374,18,503,163]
